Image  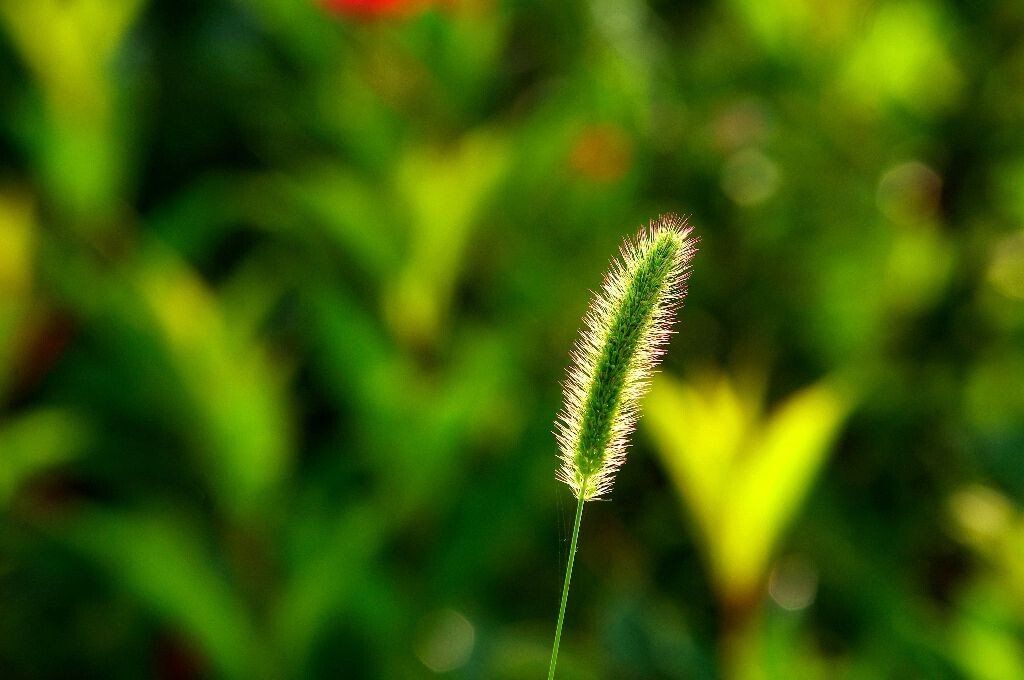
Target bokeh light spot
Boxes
[415,608,475,673]
[768,556,818,611]
[950,485,1013,543]
[721,149,780,206]
[712,99,772,152]
[987,231,1024,299]
[877,161,942,225]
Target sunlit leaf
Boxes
[132,249,293,516]
[385,130,508,346]
[646,370,852,603]
[715,379,849,600]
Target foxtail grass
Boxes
[548,214,697,679]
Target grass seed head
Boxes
[555,214,698,500]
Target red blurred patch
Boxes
[10,312,75,401]
[321,0,426,20]
[568,124,634,184]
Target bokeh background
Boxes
[1,0,1023,677]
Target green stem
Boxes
[548,495,585,680]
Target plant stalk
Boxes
[548,494,585,680]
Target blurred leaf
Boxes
[53,244,293,517]
[65,509,259,679]
[385,129,509,347]
[0,0,144,218]
[0,0,143,114]
[269,165,402,279]
[131,249,292,516]
[0,409,89,505]
[0,188,33,296]
[717,379,849,604]
[0,188,37,401]
[642,370,762,546]
[276,505,385,674]
[646,370,853,604]
[948,581,1024,680]
[949,486,1024,613]
[303,283,407,416]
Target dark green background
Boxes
[1,0,1022,677]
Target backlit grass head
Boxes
[556,214,697,501]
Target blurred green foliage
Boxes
[0,0,1023,678]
